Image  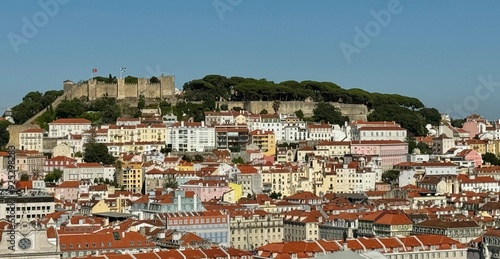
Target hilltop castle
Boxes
[63,75,176,100]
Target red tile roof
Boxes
[50,118,91,124]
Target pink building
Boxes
[456,149,483,167]
[43,156,77,173]
[55,180,80,201]
[462,114,489,139]
[350,140,408,170]
[180,179,230,202]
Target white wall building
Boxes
[63,163,115,181]
[19,128,44,152]
[48,118,92,138]
[166,121,215,152]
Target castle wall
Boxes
[64,75,176,101]
[124,83,138,99]
[96,83,118,98]
[217,101,369,121]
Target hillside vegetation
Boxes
[9,75,441,137]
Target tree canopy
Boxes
[12,90,63,124]
[313,102,349,125]
[83,142,116,165]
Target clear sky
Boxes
[2,0,500,120]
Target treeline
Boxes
[182,75,424,109]
[182,75,441,136]
[11,90,64,124]
[37,96,121,129]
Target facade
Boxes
[163,211,230,246]
[0,189,55,221]
[166,121,215,152]
[215,125,249,152]
[118,162,143,194]
[63,163,115,182]
[48,118,92,138]
[229,209,283,251]
[19,128,44,152]
[140,189,204,219]
[432,134,455,155]
[413,219,482,243]
[249,130,276,157]
[180,179,230,202]
[307,123,334,141]
[43,156,77,174]
[350,140,408,170]
[0,221,60,259]
[353,126,407,142]
[54,181,80,200]
[236,165,263,196]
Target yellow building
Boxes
[108,124,167,144]
[224,183,243,203]
[119,162,144,193]
[249,130,276,157]
[261,168,312,197]
[176,161,194,171]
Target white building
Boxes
[19,128,44,152]
[353,126,408,142]
[63,163,115,182]
[307,123,334,141]
[166,121,215,152]
[459,175,500,192]
[48,118,92,138]
[249,114,283,142]
[283,125,308,142]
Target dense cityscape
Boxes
[4,1,500,259]
[0,75,499,259]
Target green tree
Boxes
[382,170,399,184]
[294,110,304,119]
[450,118,464,128]
[20,173,30,181]
[220,104,229,111]
[269,191,282,199]
[272,100,281,113]
[83,142,116,164]
[260,109,268,115]
[418,108,441,126]
[483,152,500,166]
[181,154,192,162]
[150,76,160,84]
[0,121,10,149]
[313,102,349,125]
[44,169,64,183]
[232,156,244,164]
[164,178,179,189]
[55,98,87,118]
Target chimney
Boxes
[201,121,205,127]
[181,121,184,127]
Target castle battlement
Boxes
[63,75,175,100]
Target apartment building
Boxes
[162,210,230,246]
[166,121,215,152]
[307,123,334,141]
[63,163,115,182]
[236,165,263,196]
[19,128,44,152]
[215,125,249,152]
[0,189,55,221]
[249,130,276,156]
[350,140,408,170]
[229,209,283,251]
[48,118,92,138]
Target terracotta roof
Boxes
[56,181,80,188]
[21,128,44,133]
[50,118,91,124]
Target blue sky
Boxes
[2,0,500,120]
